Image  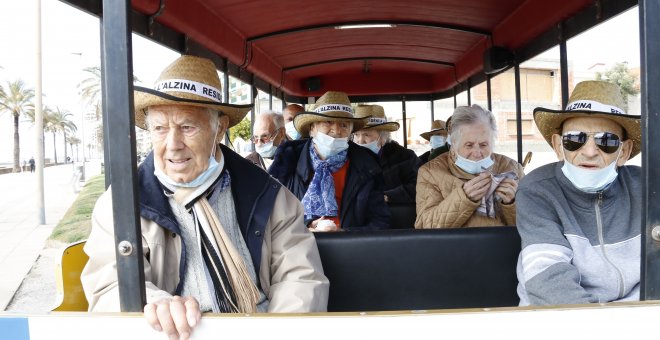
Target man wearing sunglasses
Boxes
[515,81,641,306]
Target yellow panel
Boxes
[52,241,89,312]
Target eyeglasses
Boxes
[251,132,276,144]
[562,131,621,154]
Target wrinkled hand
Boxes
[308,217,340,232]
[144,296,201,340]
[495,178,518,204]
[462,172,492,202]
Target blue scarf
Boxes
[301,146,348,220]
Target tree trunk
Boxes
[13,113,20,172]
[52,131,58,164]
[63,131,68,163]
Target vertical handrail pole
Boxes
[102,0,146,311]
[514,63,523,164]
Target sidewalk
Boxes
[0,161,102,311]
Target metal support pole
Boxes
[430,99,435,122]
[223,60,229,104]
[486,76,492,112]
[100,19,111,189]
[559,38,569,108]
[401,97,407,148]
[102,0,146,312]
[453,87,457,108]
[269,85,273,110]
[514,63,523,164]
[35,0,45,225]
[640,0,660,300]
[467,78,472,106]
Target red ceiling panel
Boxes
[131,0,595,97]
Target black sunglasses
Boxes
[562,131,621,154]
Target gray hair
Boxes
[379,130,392,143]
[449,104,497,146]
[258,111,285,130]
[145,107,220,134]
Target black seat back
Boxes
[314,227,521,312]
[387,203,416,229]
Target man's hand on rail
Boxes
[144,295,202,340]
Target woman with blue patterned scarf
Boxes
[269,91,391,232]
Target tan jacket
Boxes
[415,152,524,228]
[81,186,329,312]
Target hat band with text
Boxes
[154,79,223,103]
[314,104,354,114]
[565,100,626,115]
[367,117,387,125]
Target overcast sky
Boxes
[0,1,642,163]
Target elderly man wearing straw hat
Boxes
[516,80,641,306]
[352,104,422,204]
[81,55,329,338]
[269,91,390,232]
[419,119,451,164]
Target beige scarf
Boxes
[169,160,260,313]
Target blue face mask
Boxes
[256,141,277,158]
[430,135,446,149]
[154,155,220,188]
[455,153,494,174]
[154,128,222,189]
[446,135,452,146]
[561,148,620,193]
[313,131,349,159]
[358,139,381,155]
[285,121,301,140]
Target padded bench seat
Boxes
[314,227,521,312]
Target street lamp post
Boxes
[72,52,86,181]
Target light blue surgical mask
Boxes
[455,153,494,174]
[313,131,349,159]
[358,139,381,155]
[256,141,277,158]
[154,128,222,189]
[561,148,620,193]
[430,135,446,149]
[285,121,301,140]
[446,135,452,146]
[154,156,221,189]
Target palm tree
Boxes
[78,66,102,120]
[67,136,81,162]
[78,66,140,120]
[48,107,77,164]
[0,80,35,172]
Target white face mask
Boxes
[154,127,221,189]
[313,131,349,159]
[430,135,446,149]
[455,153,494,174]
[285,121,301,140]
[446,135,452,145]
[256,141,277,158]
[358,139,381,155]
[561,148,620,193]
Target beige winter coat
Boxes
[81,186,329,313]
[415,152,524,228]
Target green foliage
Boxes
[229,117,252,142]
[49,175,105,243]
[595,62,639,109]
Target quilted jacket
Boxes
[415,151,524,228]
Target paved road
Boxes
[0,161,102,310]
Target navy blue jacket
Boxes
[269,139,390,231]
[378,141,422,204]
[138,144,281,294]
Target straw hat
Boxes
[133,55,252,130]
[293,91,368,137]
[534,80,641,157]
[420,120,447,141]
[354,105,400,132]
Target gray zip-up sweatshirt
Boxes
[516,162,641,306]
